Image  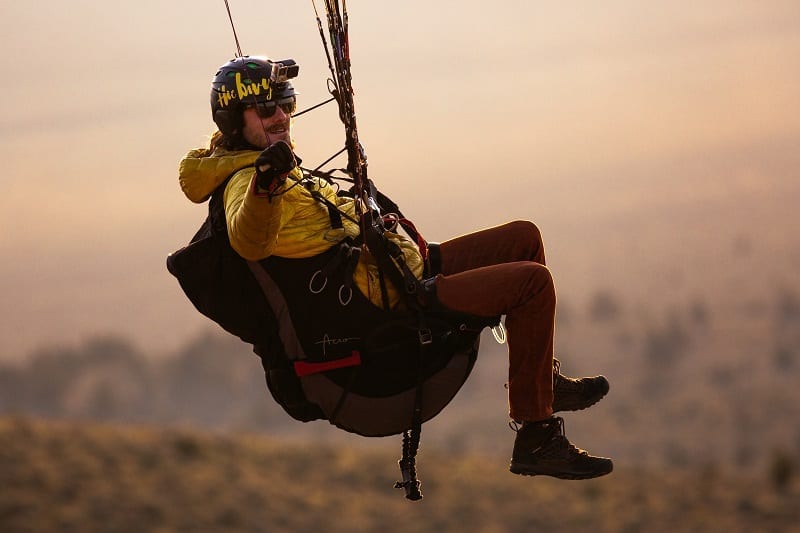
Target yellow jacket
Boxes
[179,147,424,309]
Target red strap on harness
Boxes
[293,351,362,377]
[398,218,428,262]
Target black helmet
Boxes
[210,56,299,138]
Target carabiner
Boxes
[309,270,328,294]
[338,284,352,306]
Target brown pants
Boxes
[434,220,555,422]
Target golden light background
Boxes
[1,0,798,360]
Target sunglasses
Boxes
[247,96,297,118]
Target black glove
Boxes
[254,141,299,192]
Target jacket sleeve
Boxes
[179,149,259,203]
[223,169,296,261]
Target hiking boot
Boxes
[552,359,609,413]
[509,416,613,479]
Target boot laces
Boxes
[540,417,589,458]
[554,358,584,393]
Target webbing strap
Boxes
[246,261,308,361]
[307,186,344,229]
[362,212,421,305]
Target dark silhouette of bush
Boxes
[157,332,264,426]
[776,287,800,326]
[638,311,693,397]
[768,449,796,493]
[689,298,710,330]
[643,312,691,369]
[0,336,153,419]
[773,287,800,372]
[0,333,276,430]
[588,289,623,322]
[773,345,796,371]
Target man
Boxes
[178,56,613,479]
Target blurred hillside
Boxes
[1,416,798,533]
[2,277,799,473]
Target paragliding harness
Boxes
[168,0,500,501]
[167,169,499,500]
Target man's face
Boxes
[241,101,293,149]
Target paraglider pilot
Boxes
[176,56,613,480]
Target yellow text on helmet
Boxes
[217,72,273,108]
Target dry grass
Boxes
[1,416,799,533]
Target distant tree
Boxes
[87,383,120,422]
[768,449,796,493]
[773,287,800,373]
[639,311,693,396]
[664,442,690,468]
[735,442,756,469]
[776,287,800,326]
[773,345,795,371]
[588,289,623,323]
[0,367,23,411]
[24,336,154,420]
[643,312,691,369]
[159,333,265,427]
[688,298,710,330]
[0,331,291,431]
[24,346,86,415]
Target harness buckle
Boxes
[418,328,433,346]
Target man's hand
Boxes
[255,141,297,192]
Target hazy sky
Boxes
[1,1,798,360]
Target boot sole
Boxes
[552,377,610,413]
[509,461,613,480]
